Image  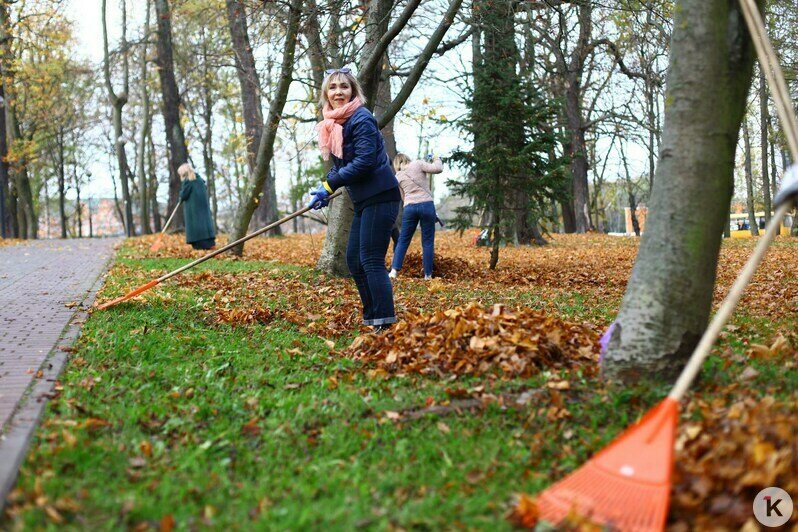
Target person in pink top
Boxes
[389,153,444,280]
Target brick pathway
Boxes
[0,238,118,505]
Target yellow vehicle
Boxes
[729,211,792,238]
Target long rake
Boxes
[149,200,182,252]
[536,0,798,528]
[98,190,342,310]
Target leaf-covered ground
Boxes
[3,231,797,530]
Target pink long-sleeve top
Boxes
[396,158,443,206]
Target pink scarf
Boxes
[316,97,363,160]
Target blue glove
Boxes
[425,154,434,161]
[307,185,330,210]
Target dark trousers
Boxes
[190,237,216,250]
[347,201,399,326]
[391,201,436,277]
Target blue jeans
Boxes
[391,201,436,277]
[347,201,400,326]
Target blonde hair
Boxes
[319,70,367,109]
[393,153,411,173]
[178,163,196,181]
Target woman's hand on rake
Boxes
[307,185,331,210]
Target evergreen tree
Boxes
[449,0,567,269]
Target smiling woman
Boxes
[310,68,400,332]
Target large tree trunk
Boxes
[1,3,36,239]
[154,0,190,230]
[743,121,759,236]
[229,0,303,254]
[602,0,760,384]
[226,0,280,235]
[0,84,10,239]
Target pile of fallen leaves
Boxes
[130,231,798,319]
[0,238,23,247]
[670,396,798,529]
[347,303,600,378]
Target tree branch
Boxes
[377,0,463,129]
[360,0,423,81]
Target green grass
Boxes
[3,244,794,530]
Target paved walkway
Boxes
[0,238,118,505]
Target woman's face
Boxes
[327,75,353,109]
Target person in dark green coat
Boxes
[178,163,216,250]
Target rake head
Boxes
[149,234,165,252]
[537,398,678,531]
[96,280,160,310]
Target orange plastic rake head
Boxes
[537,398,679,531]
[96,280,160,310]
[149,234,166,252]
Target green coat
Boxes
[179,177,215,243]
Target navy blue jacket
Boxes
[325,106,398,204]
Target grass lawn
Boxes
[3,233,796,530]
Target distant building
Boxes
[624,206,648,235]
[38,198,159,238]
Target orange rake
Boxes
[537,0,798,525]
[98,190,342,310]
[149,201,182,252]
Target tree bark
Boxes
[57,128,67,238]
[0,84,9,239]
[229,0,303,254]
[102,0,135,236]
[154,0,189,230]
[0,2,36,238]
[743,120,759,236]
[759,68,771,222]
[136,0,152,234]
[318,0,463,275]
[602,0,760,384]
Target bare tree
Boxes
[602,0,761,383]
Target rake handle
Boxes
[160,200,182,235]
[156,190,342,283]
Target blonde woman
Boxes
[308,67,400,332]
[178,163,215,250]
[389,153,443,280]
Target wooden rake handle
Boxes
[98,190,343,310]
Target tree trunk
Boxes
[154,0,189,230]
[103,0,135,236]
[0,83,8,239]
[58,129,67,238]
[229,0,303,254]
[74,166,82,238]
[226,0,280,235]
[147,128,162,232]
[317,0,392,275]
[743,121,759,236]
[602,0,760,384]
[136,0,152,234]
[1,3,36,239]
[759,69,771,223]
[622,144,641,236]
